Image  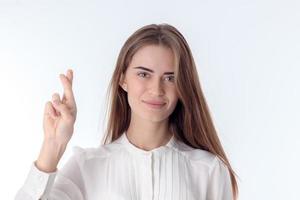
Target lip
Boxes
[143,100,166,105]
[142,100,166,109]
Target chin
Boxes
[139,110,170,123]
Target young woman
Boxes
[15,23,239,200]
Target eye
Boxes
[165,76,175,82]
[137,72,149,78]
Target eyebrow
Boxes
[133,66,174,75]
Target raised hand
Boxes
[36,69,77,173]
[43,69,77,145]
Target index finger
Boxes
[59,73,75,105]
[66,69,73,86]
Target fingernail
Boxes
[53,100,59,105]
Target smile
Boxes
[142,100,166,109]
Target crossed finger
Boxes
[59,69,75,106]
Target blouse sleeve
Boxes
[15,146,86,200]
[206,156,233,200]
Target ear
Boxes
[119,73,128,92]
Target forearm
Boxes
[36,139,67,173]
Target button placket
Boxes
[142,152,153,200]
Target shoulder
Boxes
[173,140,230,181]
[173,139,219,169]
[70,141,124,164]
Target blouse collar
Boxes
[117,131,177,156]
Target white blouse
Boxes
[15,132,233,200]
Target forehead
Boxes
[128,44,175,72]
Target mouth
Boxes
[142,100,166,109]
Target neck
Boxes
[126,114,173,151]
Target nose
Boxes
[149,78,165,96]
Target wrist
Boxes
[36,139,67,173]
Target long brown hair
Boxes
[101,23,239,199]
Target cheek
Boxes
[167,87,178,101]
[127,79,146,100]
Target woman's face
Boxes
[120,44,179,122]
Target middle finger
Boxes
[59,74,75,104]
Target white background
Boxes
[0,0,299,199]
